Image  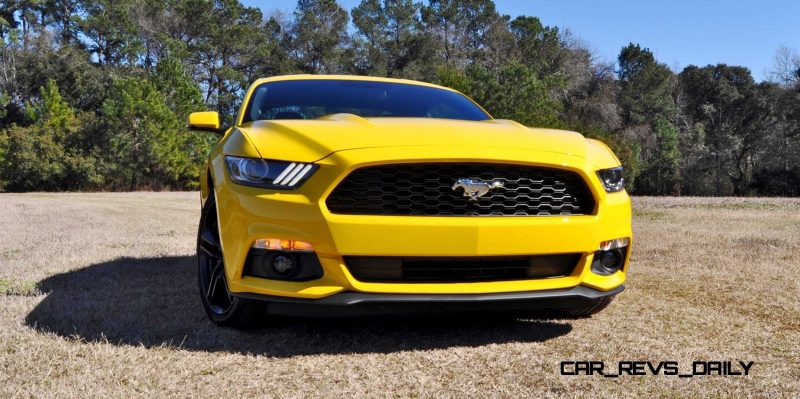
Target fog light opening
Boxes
[245,238,323,282]
[592,237,629,275]
[599,248,624,273]
[269,253,299,278]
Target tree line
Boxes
[1,0,799,195]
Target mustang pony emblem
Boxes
[452,178,504,201]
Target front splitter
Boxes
[231,285,624,317]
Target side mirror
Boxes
[188,111,222,134]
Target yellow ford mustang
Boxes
[189,75,631,327]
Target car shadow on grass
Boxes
[25,256,572,357]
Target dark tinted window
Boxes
[243,80,491,122]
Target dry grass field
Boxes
[1,193,798,398]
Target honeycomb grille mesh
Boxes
[325,163,596,216]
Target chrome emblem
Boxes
[452,178,504,201]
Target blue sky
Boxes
[248,0,800,81]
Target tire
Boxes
[197,191,264,328]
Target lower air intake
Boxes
[344,254,581,283]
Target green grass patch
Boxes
[688,202,781,210]
[632,209,671,221]
[0,278,40,296]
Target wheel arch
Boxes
[201,167,214,206]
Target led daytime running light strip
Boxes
[273,163,314,187]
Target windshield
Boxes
[243,79,491,123]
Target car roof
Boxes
[249,75,460,93]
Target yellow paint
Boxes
[188,111,220,131]
[200,75,632,299]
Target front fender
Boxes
[585,138,622,170]
[201,128,261,206]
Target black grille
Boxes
[326,164,595,216]
[345,254,581,283]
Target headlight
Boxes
[596,167,624,192]
[224,156,317,189]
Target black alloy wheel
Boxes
[197,191,262,327]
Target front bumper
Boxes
[231,285,624,317]
[211,146,632,300]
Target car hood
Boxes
[237,114,589,162]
